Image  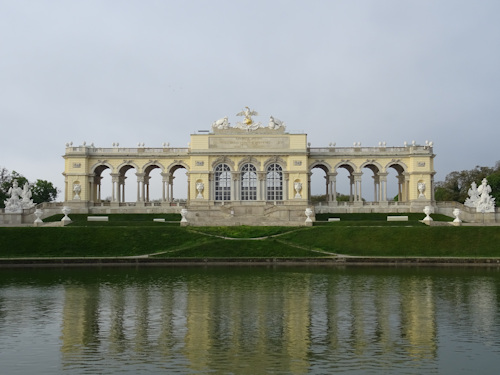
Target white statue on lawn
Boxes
[464,181,480,208]
[4,179,35,213]
[476,178,495,212]
[465,178,495,213]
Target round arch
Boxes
[334,161,359,202]
[263,157,287,170]
[166,161,190,202]
[384,161,409,202]
[142,162,165,203]
[117,163,139,203]
[360,161,383,202]
[309,161,332,203]
[237,156,261,171]
[90,162,114,203]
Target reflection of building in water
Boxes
[468,280,497,333]
[60,286,100,354]
[59,272,439,372]
[400,278,436,359]
[183,275,312,374]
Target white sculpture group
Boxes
[212,107,285,131]
[464,178,496,213]
[4,179,35,213]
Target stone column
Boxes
[431,174,435,201]
[111,173,120,202]
[349,175,354,202]
[405,175,410,202]
[208,172,214,201]
[186,171,190,204]
[95,175,102,202]
[161,172,169,202]
[118,175,126,203]
[373,174,380,202]
[307,173,312,202]
[353,173,362,202]
[136,172,145,202]
[144,175,151,202]
[88,175,96,203]
[284,172,290,201]
[258,172,266,201]
[170,175,175,202]
[232,172,240,201]
[397,175,403,202]
[329,173,337,202]
[378,173,388,202]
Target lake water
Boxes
[1,266,499,374]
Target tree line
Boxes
[435,161,500,203]
[0,167,59,208]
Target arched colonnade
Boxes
[309,160,410,203]
[89,161,188,204]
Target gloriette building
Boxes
[62,108,436,225]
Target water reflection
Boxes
[0,267,499,374]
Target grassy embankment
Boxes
[0,213,499,258]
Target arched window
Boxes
[266,163,283,201]
[241,164,257,200]
[215,164,231,201]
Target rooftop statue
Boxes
[212,116,230,129]
[4,179,35,213]
[268,116,285,130]
[235,107,261,130]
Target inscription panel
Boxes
[209,137,290,150]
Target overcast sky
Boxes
[1,0,499,200]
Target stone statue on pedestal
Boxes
[476,178,496,213]
[465,179,495,213]
[4,179,35,213]
[464,181,479,208]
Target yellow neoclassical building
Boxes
[62,109,435,225]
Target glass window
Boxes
[241,164,257,200]
[266,163,283,200]
[215,164,231,201]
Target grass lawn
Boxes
[314,212,452,226]
[1,213,499,259]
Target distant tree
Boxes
[337,193,351,202]
[310,194,327,204]
[31,179,59,204]
[435,162,500,203]
[310,193,353,204]
[487,172,500,203]
[0,167,8,206]
[0,167,59,207]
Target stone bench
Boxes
[328,218,341,222]
[153,218,165,222]
[387,216,408,222]
[87,216,109,222]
